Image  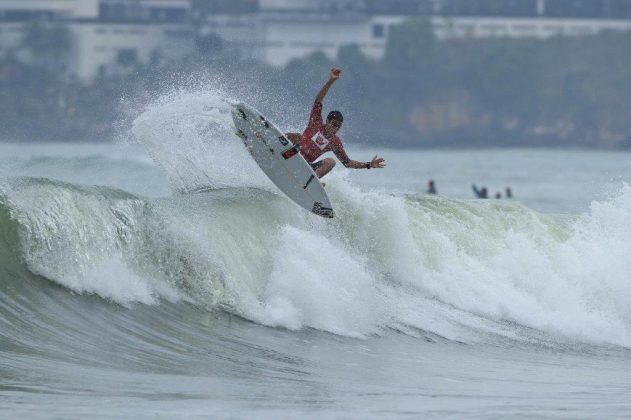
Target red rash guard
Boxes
[300,101,350,165]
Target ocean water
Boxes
[2,92,631,418]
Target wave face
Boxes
[1,91,631,354]
[2,170,631,347]
[5,92,631,420]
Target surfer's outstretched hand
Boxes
[370,155,386,169]
[330,68,342,81]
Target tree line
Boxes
[2,19,631,148]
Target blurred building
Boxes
[0,0,193,80]
[0,0,99,20]
[198,13,401,65]
[3,0,631,80]
[99,0,190,22]
[198,0,631,66]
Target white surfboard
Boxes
[231,102,334,218]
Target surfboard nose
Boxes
[231,104,247,121]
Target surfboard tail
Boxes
[232,102,334,219]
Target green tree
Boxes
[383,18,436,69]
[21,23,73,61]
[195,33,224,56]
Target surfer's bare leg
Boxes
[316,158,335,178]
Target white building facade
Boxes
[200,13,400,66]
[3,0,631,79]
[0,0,99,19]
[0,0,192,80]
[203,13,631,67]
[432,16,631,39]
[70,22,193,79]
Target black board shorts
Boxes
[310,160,324,172]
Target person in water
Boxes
[286,68,386,179]
[427,179,437,194]
[472,184,488,199]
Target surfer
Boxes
[286,68,386,179]
[472,184,488,199]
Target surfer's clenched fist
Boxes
[330,68,342,81]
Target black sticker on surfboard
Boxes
[312,202,334,218]
[282,143,299,159]
[303,174,315,189]
[259,115,270,128]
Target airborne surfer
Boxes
[286,68,386,180]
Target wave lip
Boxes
[0,177,186,305]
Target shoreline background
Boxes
[3,19,631,149]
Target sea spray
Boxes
[124,90,631,345]
[129,90,270,193]
[260,225,383,337]
[3,172,631,345]
[3,89,631,346]
[401,190,631,345]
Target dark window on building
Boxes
[366,0,433,15]
[440,0,537,17]
[150,7,188,22]
[99,2,148,21]
[545,0,606,18]
[1,11,54,21]
[190,0,259,15]
[605,0,631,18]
[372,23,384,38]
[117,48,138,66]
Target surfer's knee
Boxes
[316,158,335,178]
[322,158,335,173]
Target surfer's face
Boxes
[324,119,342,137]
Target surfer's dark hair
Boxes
[327,110,343,123]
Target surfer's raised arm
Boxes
[315,68,341,104]
[284,68,341,146]
[281,66,385,179]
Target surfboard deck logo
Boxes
[231,102,334,218]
